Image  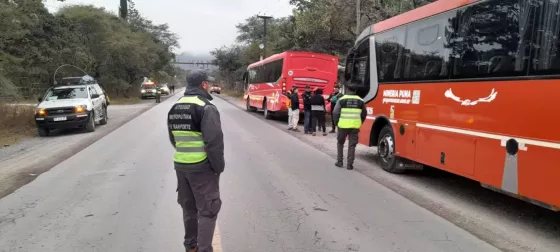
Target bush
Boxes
[0,103,36,146]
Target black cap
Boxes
[187,70,211,88]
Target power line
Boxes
[270,4,289,17]
[257,0,281,15]
[264,0,283,15]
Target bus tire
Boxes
[263,101,272,120]
[377,125,404,173]
[246,97,256,112]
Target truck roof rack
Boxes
[55,75,97,86]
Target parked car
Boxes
[210,85,221,94]
[35,76,108,136]
[158,83,170,95]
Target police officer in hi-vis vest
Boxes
[331,86,366,170]
[167,70,225,252]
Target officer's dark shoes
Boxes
[347,165,354,170]
[335,162,343,168]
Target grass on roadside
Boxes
[108,96,143,105]
[0,103,36,147]
[220,89,244,99]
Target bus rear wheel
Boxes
[377,125,403,173]
[246,97,256,112]
[263,101,273,120]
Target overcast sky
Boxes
[45,0,294,56]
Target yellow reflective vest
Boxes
[169,96,209,164]
[337,95,364,129]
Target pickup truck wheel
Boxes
[86,112,96,132]
[99,106,108,125]
[37,127,49,137]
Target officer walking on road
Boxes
[167,70,225,252]
[332,86,366,170]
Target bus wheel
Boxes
[246,97,255,112]
[263,102,272,120]
[377,125,403,173]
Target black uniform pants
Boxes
[337,129,359,166]
[311,111,326,133]
[330,106,336,131]
[176,169,222,252]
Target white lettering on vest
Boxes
[169,114,192,120]
[175,104,191,110]
[170,124,191,130]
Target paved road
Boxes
[0,95,498,252]
[0,91,181,199]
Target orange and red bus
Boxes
[344,0,560,210]
[243,51,339,119]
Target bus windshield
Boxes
[290,55,337,71]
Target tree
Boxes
[211,0,438,92]
[0,0,180,99]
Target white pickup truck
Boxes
[35,77,109,136]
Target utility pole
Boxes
[356,0,361,36]
[257,15,273,58]
[119,0,128,19]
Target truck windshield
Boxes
[45,87,88,100]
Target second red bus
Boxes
[243,51,339,119]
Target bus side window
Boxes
[451,0,529,79]
[530,0,560,76]
[375,26,406,82]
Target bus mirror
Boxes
[242,72,248,84]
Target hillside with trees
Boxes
[0,0,181,100]
[211,0,435,92]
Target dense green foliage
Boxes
[0,0,181,99]
[211,0,435,91]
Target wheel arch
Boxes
[370,115,392,147]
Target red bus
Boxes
[242,51,339,119]
[344,0,560,210]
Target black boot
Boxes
[335,161,343,168]
[347,164,354,170]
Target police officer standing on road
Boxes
[167,70,225,252]
[332,86,366,170]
